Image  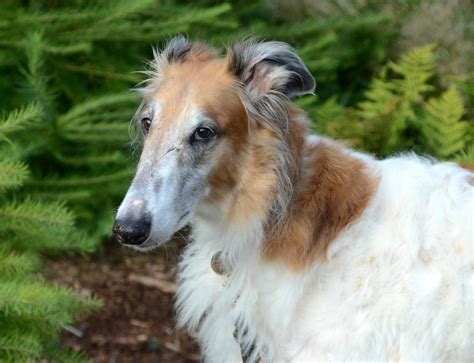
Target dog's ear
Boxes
[227,39,315,98]
[161,36,217,63]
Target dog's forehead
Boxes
[147,60,238,127]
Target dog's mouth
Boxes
[114,209,192,252]
[121,238,164,252]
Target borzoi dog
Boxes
[114,37,474,362]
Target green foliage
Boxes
[312,45,473,161]
[0,170,100,362]
[0,247,39,279]
[0,106,101,361]
[0,158,29,192]
[357,44,436,154]
[0,14,105,358]
[422,88,469,158]
[0,103,41,139]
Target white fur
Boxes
[176,139,474,362]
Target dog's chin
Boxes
[123,237,169,252]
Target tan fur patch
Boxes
[150,57,251,202]
[152,59,238,127]
[226,125,282,223]
[263,139,379,271]
[222,105,309,226]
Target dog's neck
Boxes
[198,105,378,272]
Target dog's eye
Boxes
[141,117,152,132]
[192,126,216,142]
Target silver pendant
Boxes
[211,250,228,276]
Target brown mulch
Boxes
[45,239,201,363]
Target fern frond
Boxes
[422,87,469,158]
[355,45,438,155]
[357,75,399,120]
[389,44,436,97]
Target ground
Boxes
[47,239,200,363]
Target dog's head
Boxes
[113,37,314,250]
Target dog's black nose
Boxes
[113,217,151,245]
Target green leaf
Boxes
[422,87,469,158]
[354,45,438,155]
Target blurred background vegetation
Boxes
[0,0,472,361]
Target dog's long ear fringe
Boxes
[227,39,316,98]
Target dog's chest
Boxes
[176,234,307,360]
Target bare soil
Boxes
[46,239,201,363]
